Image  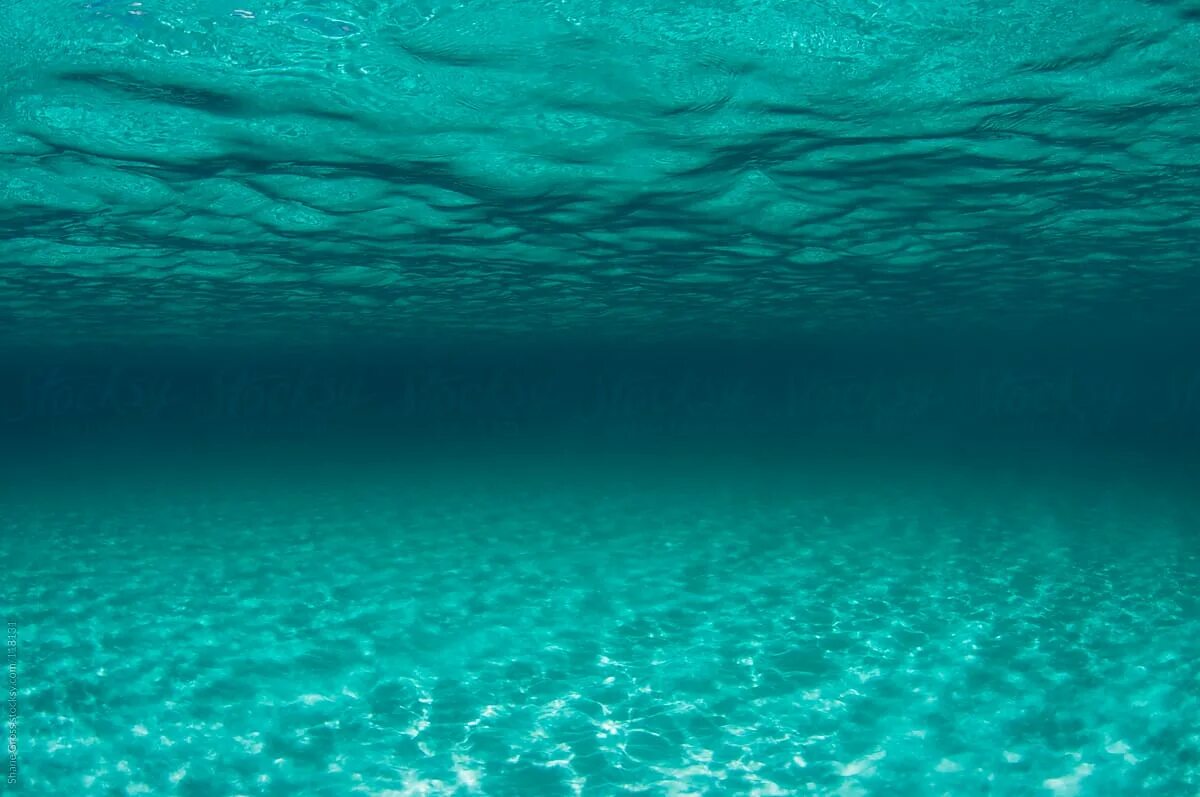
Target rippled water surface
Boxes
[3,0,1200,342]
[4,1,1200,795]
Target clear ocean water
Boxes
[2,0,1200,795]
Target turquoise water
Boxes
[3,0,1200,794]
[2,0,1200,343]
[5,455,1200,796]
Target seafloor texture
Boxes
[3,0,1200,343]
[5,460,1198,796]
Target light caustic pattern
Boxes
[3,470,1198,795]
[1,0,1200,343]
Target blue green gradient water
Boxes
[2,0,1200,794]
[4,347,1200,795]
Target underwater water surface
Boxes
[2,0,1200,344]
[2,0,1200,795]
